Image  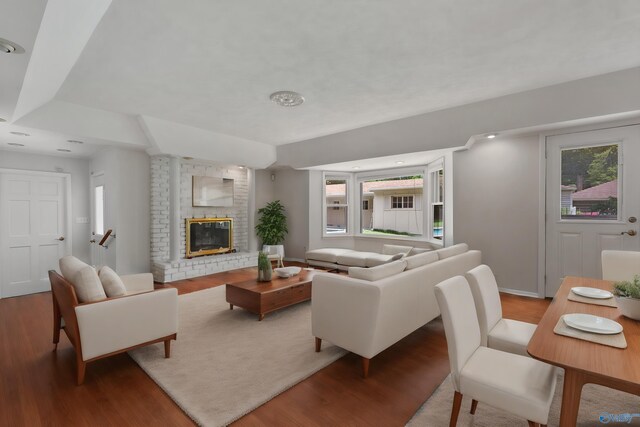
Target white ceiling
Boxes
[2,0,640,164]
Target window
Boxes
[391,195,414,209]
[94,185,105,235]
[358,174,423,237]
[560,144,619,220]
[323,175,350,235]
[429,169,444,240]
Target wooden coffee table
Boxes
[226,269,316,320]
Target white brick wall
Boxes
[150,156,256,282]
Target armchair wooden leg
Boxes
[450,391,463,427]
[52,297,61,350]
[76,355,86,385]
[164,339,172,358]
[361,357,370,378]
[315,337,322,352]
[470,399,478,414]
[527,422,540,427]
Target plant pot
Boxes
[258,265,272,282]
[615,296,640,321]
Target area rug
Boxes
[129,286,346,427]
[407,373,640,426]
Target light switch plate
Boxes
[76,217,89,224]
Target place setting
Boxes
[567,285,618,307]
[554,312,627,349]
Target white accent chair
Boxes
[50,258,178,385]
[601,250,640,281]
[263,244,285,268]
[434,276,556,427]
[465,264,537,357]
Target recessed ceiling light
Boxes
[7,142,24,147]
[0,37,25,54]
[396,161,405,165]
[270,91,305,107]
[238,166,245,169]
[67,139,84,144]
[486,134,497,139]
[183,156,194,160]
[10,131,29,136]
[352,166,361,170]
[57,149,71,152]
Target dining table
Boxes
[527,276,640,426]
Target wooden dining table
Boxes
[528,276,640,426]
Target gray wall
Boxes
[0,150,91,263]
[273,169,309,260]
[453,135,540,295]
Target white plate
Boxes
[563,313,623,335]
[274,266,302,278]
[571,287,613,299]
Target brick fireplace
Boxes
[150,156,257,282]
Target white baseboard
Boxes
[499,287,543,299]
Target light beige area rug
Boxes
[129,286,346,427]
[407,373,640,426]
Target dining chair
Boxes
[601,250,640,282]
[465,264,537,357]
[434,276,556,427]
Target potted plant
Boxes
[257,251,272,282]
[613,275,640,321]
[255,200,288,263]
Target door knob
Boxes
[621,230,637,236]
[57,236,65,241]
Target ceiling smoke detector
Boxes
[270,91,305,107]
[0,38,25,54]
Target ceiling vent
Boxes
[270,91,305,107]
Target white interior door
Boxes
[90,173,105,267]
[545,125,640,297]
[0,172,68,297]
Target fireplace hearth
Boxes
[186,218,233,258]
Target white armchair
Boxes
[50,264,178,385]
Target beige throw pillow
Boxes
[435,243,469,260]
[381,244,413,256]
[98,266,127,298]
[349,260,407,281]
[72,266,107,303]
[405,251,439,270]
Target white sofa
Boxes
[305,244,433,270]
[312,243,481,377]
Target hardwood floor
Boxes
[1,266,550,426]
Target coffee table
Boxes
[226,269,316,321]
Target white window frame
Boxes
[322,172,353,237]
[426,158,445,242]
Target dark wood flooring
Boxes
[1,265,550,426]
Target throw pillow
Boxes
[59,255,91,282]
[407,247,433,256]
[405,251,439,270]
[98,266,127,298]
[381,244,413,256]
[435,243,469,260]
[349,259,407,281]
[72,266,108,303]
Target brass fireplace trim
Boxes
[185,217,233,258]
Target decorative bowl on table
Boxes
[615,297,640,321]
[274,266,302,278]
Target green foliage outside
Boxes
[255,200,288,245]
[562,145,618,189]
[613,275,640,299]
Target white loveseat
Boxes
[312,243,481,377]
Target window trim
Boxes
[427,159,445,242]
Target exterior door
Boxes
[90,173,105,267]
[545,125,640,297]
[0,172,68,297]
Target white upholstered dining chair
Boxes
[434,276,557,427]
[601,250,640,282]
[465,264,537,357]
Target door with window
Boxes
[545,125,640,297]
[90,173,106,267]
[0,172,69,297]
